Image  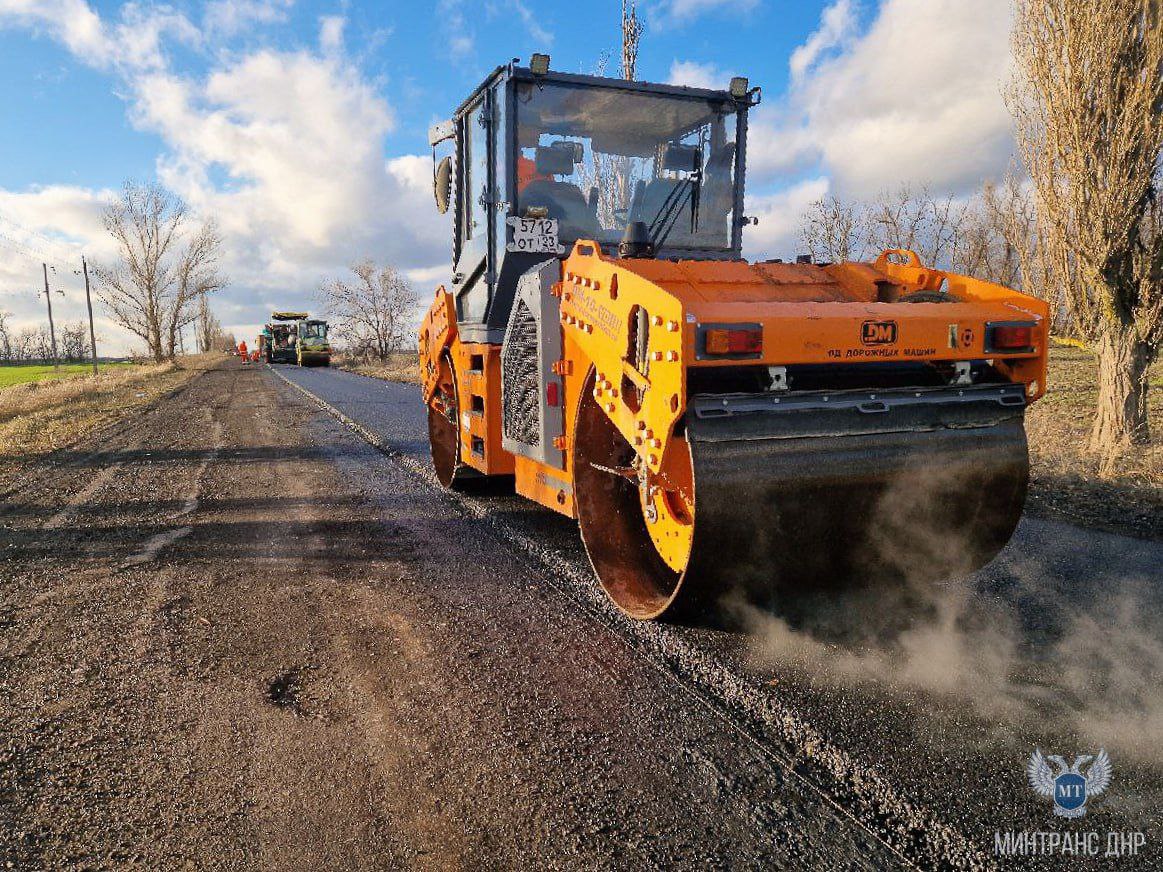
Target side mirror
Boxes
[434,156,452,215]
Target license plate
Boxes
[507,216,564,254]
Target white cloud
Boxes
[742,111,812,183]
[742,177,830,261]
[510,0,553,45]
[439,0,475,60]
[650,0,758,24]
[205,1,293,38]
[754,0,1016,198]
[0,0,453,353]
[0,0,201,73]
[667,59,733,90]
[133,52,447,295]
[319,15,344,54]
[0,0,109,65]
[788,0,854,83]
[0,185,141,353]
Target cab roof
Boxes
[429,64,751,147]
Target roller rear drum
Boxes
[573,370,1029,620]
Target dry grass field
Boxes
[1026,344,1161,538]
[0,354,218,480]
[335,352,421,384]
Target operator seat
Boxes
[630,177,693,236]
[520,144,599,239]
[628,142,701,240]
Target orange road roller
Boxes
[419,58,1048,619]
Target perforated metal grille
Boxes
[502,300,541,446]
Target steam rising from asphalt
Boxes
[729,461,1163,762]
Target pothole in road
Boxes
[266,667,307,714]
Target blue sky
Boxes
[0,0,1017,352]
[0,1,829,188]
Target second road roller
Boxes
[419,56,1048,619]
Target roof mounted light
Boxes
[530,53,551,75]
[729,76,749,98]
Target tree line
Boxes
[800,179,1073,334]
[0,312,93,363]
[801,0,1162,468]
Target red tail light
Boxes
[546,381,560,407]
[704,327,763,356]
[987,322,1036,352]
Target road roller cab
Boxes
[419,57,1049,620]
[295,319,331,367]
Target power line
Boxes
[0,232,85,291]
[0,286,42,299]
[0,216,77,257]
[0,212,83,262]
[0,231,75,274]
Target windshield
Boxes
[300,321,327,341]
[515,81,738,251]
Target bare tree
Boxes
[194,295,224,354]
[1008,0,1163,464]
[973,177,1031,290]
[978,174,1080,334]
[165,221,226,358]
[799,181,1078,320]
[800,196,871,263]
[319,260,418,362]
[94,183,227,362]
[19,326,54,363]
[59,321,88,362]
[800,186,970,269]
[592,49,611,77]
[863,185,967,268]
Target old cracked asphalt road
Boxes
[2,357,1161,869]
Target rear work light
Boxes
[986,321,1037,352]
[704,326,763,356]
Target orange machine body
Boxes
[419,242,1049,551]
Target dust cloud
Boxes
[727,456,1163,762]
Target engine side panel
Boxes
[500,260,565,469]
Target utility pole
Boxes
[42,262,59,369]
[82,255,98,375]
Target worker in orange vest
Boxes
[238,340,248,363]
[516,154,549,191]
